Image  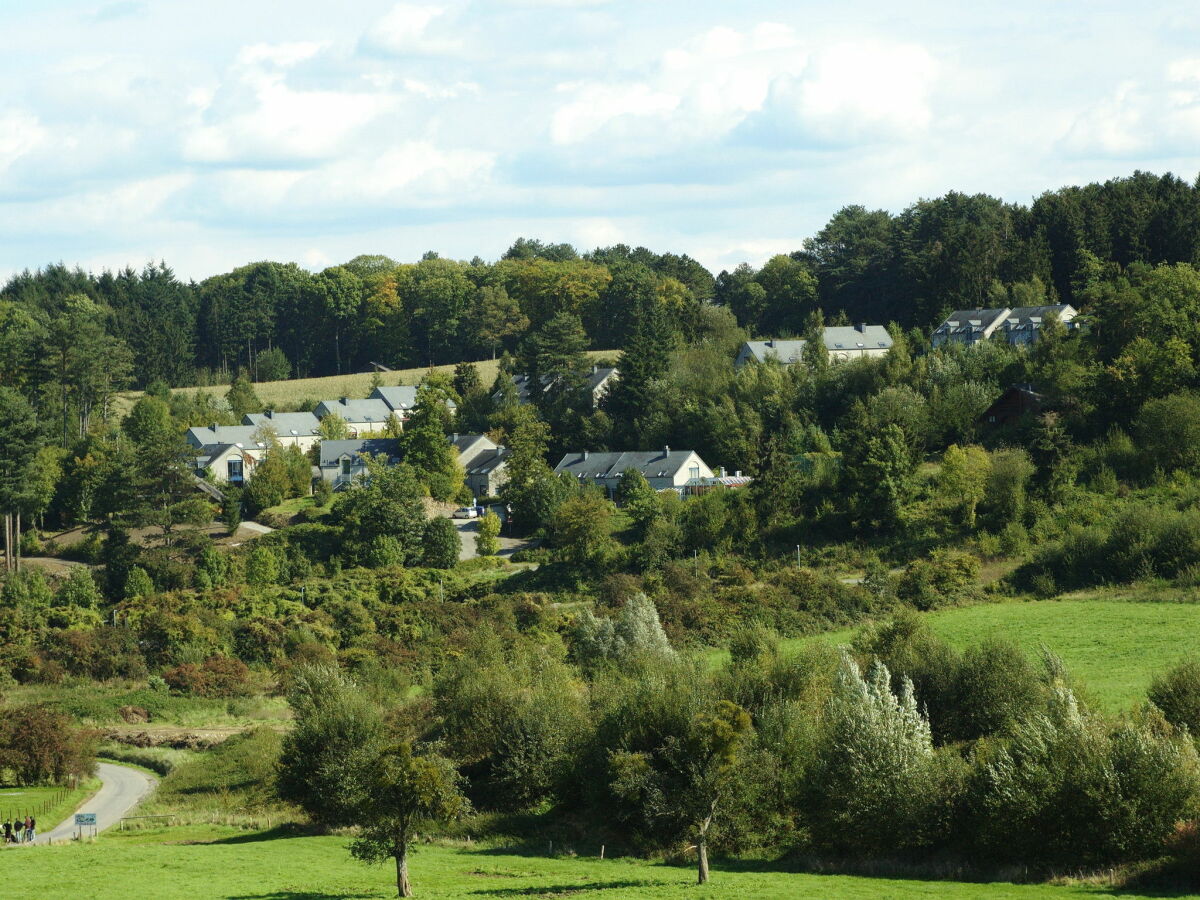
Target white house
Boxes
[313,397,396,436]
[553,448,715,497]
[241,410,322,452]
[370,385,457,419]
[735,325,893,367]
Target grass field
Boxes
[0,777,100,831]
[4,825,1186,899]
[786,597,1200,712]
[114,350,617,415]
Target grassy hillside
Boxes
[114,350,617,416]
[793,596,1200,712]
[9,826,1177,899]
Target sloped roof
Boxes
[313,397,394,425]
[242,411,321,435]
[318,438,401,468]
[186,425,261,448]
[933,308,1010,334]
[740,326,893,364]
[553,449,704,480]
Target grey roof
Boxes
[313,397,394,425]
[554,449,703,480]
[318,438,402,468]
[464,447,508,475]
[933,308,1010,334]
[450,433,497,468]
[242,411,321,435]
[369,385,458,413]
[740,326,893,364]
[185,425,261,448]
[1000,305,1077,328]
[502,366,618,403]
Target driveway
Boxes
[38,762,156,844]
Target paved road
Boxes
[39,762,156,844]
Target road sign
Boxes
[74,813,97,827]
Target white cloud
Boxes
[1060,59,1200,158]
[363,3,458,55]
[0,111,47,172]
[184,43,394,164]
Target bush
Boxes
[804,656,960,857]
[971,689,1200,867]
[1150,658,1200,736]
[896,549,979,610]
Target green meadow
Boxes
[5,826,1186,900]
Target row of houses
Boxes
[930,305,1078,348]
[186,384,449,487]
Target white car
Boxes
[452,507,479,519]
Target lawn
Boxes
[790,597,1200,712]
[0,777,100,831]
[114,350,617,415]
[4,826,1185,899]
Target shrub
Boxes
[1150,658,1200,736]
[896,549,979,610]
[971,689,1200,867]
[804,656,959,857]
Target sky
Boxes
[2,0,1200,282]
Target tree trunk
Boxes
[395,849,412,897]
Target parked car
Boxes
[452,506,479,519]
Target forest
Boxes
[4,169,1200,895]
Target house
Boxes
[930,308,1010,348]
[450,433,509,499]
[313,397,396,436]
[193,443,264,485]
[241,411,322,452]
[994,305,1078,346]
[735,325,893,367]
[979,384,1045,428]
[498,365,619,408]
[370,385,457,418]
[553,447,715,497]
[317,438,402,489]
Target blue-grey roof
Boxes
[318,438,402,468]
[553,449,705,480]
[242,411,321,435]
[314,397,394,424]
[370,385,458,412]
[185,425,261,448]
[739,326,893,365]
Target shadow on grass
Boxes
[466,881,660,897]
[210,825,315,845]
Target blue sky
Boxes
[2,0,1199,281]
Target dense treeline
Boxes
[3,171,1199,396]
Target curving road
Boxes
[38,762,156,844]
